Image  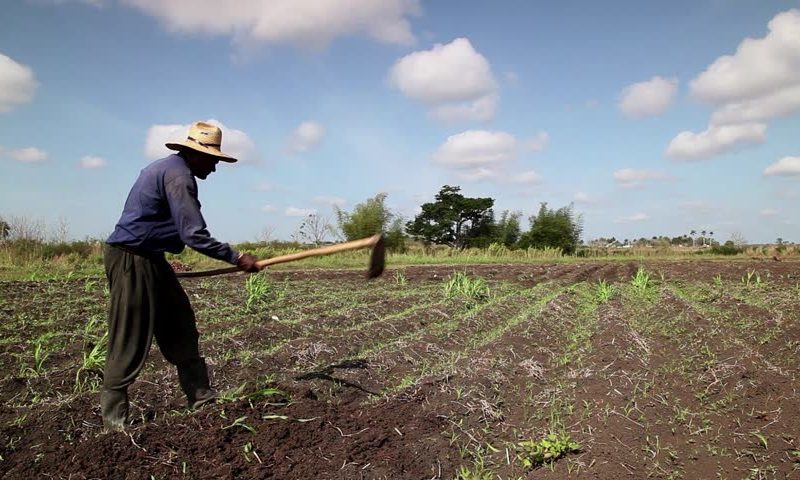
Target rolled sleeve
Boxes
[165,174,239,265]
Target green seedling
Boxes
[83,278,98,293]
[631,267,651,296]
[517,432,580,469]
[595,280,614,303]
[222,416,256,434]
[393,271,407,286]
[713,274,723,288]
[742,270,762,288]
[25,341,50,376]
[245,272,271,310]
[443,271,490,305]
[752,431,768,449]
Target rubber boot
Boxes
[177,357,217,409]
[100,388,129,432]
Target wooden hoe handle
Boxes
[175,234,383,279]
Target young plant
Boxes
[393,271,408,286]
[75,332,108,392]
[516,432,581,469]
[595,280,614,303]
[245,272,271,311]
[631,267,651,296]
[443,271,490,305]
[222,416,257,434]
[742,270,762,288]
[22,342,49,376]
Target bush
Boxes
[709,242,742,256]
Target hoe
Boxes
[174,234,385,279]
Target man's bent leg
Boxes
[101,246,157,430]
[154,263,216,409]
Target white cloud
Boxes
[432,130,516,168]
[79,155,107,169]
[313,195,346,207]
[574,192,594,204]
[285,207,317,217]
[430,94,497,123]
[256,181,273,192]
[616,212,650,223]
[613,168,670,188]
[764,156,800,177]
[4,146,47,163]
[389,37,498,122]
[121,0,420,49]
[524,131,550,152]
[261,204,277,213]
[619,76,678,118]
[0,53,38,113]
[289,121,325,153]
[690,9,800,105]
[665,123,766,161]
[510,170,543,185]
[456,167,498,182]
[710,85,800,125]
[668,10,800,160]
[144,119,258,163]
[760,208,778,217]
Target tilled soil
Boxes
[1,260,799,479]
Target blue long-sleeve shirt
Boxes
[107,154,239,264]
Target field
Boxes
[1,260,799,479]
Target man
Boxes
[102,121,260,431]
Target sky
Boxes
[1,0,799,245]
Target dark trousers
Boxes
[103,245,200,391]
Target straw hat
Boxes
[166,121,237,162]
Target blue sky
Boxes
[1,0,799,244]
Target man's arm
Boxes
[165,174,240,264]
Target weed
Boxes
[393,271,408,286]
[244,272,271,310]
[595,279,614,303]
[752,431,768,449]
[22,341,49,376]
[444,271,490,305]
[516,432,580,469]
[742,270,762,288]
[631,267,651,296]
[222,416,257,434]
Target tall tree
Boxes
[494,210,522,247]
[336,193,405,251]
[518,203,583,254]
[406,185,495,249]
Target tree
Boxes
[336,193,405,251]
[0,218,8,241]
[729,231,747,246]
[406,185,495,249]
[690,229,697,247]
[494,210,522,247]
[296,214,334,246]
[518,203,583,254]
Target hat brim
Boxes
[166,140,237,163]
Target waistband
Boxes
[107,243,166,260]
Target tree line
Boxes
[331,185,583,254]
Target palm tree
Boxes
[701,230,707,246]
[690,230,697,247]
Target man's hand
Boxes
[237,253,260,273]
